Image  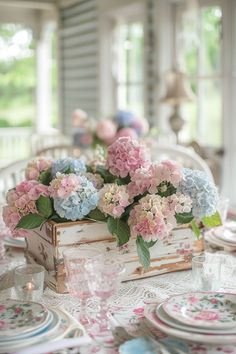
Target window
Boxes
[176,3,223,147]
[113,21,144,116]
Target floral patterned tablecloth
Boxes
[1,249,236,354]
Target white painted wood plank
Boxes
[62,9,97,27]
[61,0,96,18]
[62,44,98,58]
[61,32,97,48]
[60,20,97,37]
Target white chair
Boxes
[31,131,72,156]
[150,143,214,181]
[0,158,29,201]
[35,145,95,162]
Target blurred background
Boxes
[0,0,235,205]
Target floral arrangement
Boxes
[2,138,221,268]
[72,109,149,148]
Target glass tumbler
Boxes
[14,264,45,301]
[192,253,221,291]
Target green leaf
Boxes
[36,196,53,218]
[136,236,150,269]
[175,212,194,224]
[95,165,116,183]
[88,208,107,221]
[116,176,131,185]
[16,213,46,229]
[38,170,52,185]
[202,211,222,228]
[191,220,202,239]
[145,240,157,248]
[107,217,130,246]
[157,182,176,197]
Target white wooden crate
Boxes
[25,220,203,293]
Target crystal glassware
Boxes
[192,253,222,291]
[14,264,45,301]
[85,256,125,337]
[63,247,101,326]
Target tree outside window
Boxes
[113,21,144,116]
[177,4,223,148]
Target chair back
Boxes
[36,144,92,160]
[150,143,214,180]
[0,158,29,201]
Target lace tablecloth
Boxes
[1,250,236,354]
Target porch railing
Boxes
[0,127,32,167]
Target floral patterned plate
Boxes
[0,308,75,353]
[0,299,48,336]
[144,304,236,345]
[163,292,236,329]
[156,303,236,334]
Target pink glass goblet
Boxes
[85,257,125,337]
[63,247,101,326]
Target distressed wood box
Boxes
[25,220,203,293]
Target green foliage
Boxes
[175,212,194,224]
[36,196,53,218]
[16,213,46,229]
[191,220,202,239]
[157,182,176,197]
[202,211,222,228]
[95,165,116,183]
[136,236,150,269]
[38,170,52,186]
[88,208,107,221]
[107,217,130,246]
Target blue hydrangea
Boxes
[52,157,86,177]
[53,176,98,220]
[177,168,219,218]
[114,110,135,127]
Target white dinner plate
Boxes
[205,232,236,251]
[213,228,236,244]
[4,236,26,248]
[156,303,236,334]
[163,292,236,329]
[144,304,236,345]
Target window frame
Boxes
[113,16,145,115]
[174,0,224,148]
[98,1,145,118]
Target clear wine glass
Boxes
[85,256,125,337]
[63,247,101,326]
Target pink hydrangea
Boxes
[96,120,117,141]
[84,172,104,189]
[128,194,168,242]
[49,173,80,198]
[98,184,131,218]
[106,137,150,178]
[3,180,49,237]
[131,117,149,136]
[127,167,151,197]
[127,160,183,198]
[115,127,138,140]
[148,160,183,193]
[25,157,52,181]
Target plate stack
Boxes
[0,299,83,353]
[144,292,236,345]
[205,221,236,251]
[3,236,26,249]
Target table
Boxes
[1,249,236,354]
